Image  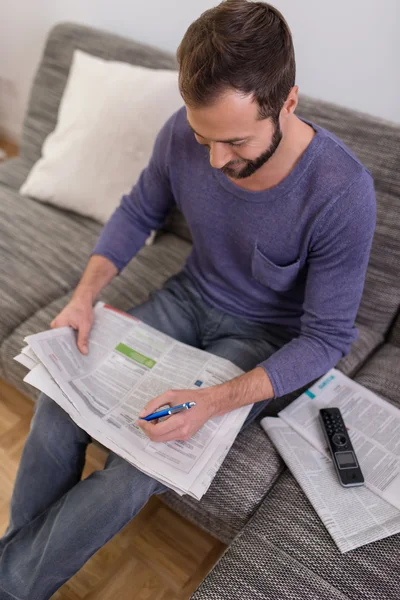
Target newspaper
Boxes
[261,369,400,552]
[15,302,250,500]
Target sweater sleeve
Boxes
[258,171,376,398]
[91,113,177,272]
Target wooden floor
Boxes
[0,137,18,159]
[0,378,225,599]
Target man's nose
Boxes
[209,142,233,169]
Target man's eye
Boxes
[228,141,245,147]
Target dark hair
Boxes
[177,0,296,120]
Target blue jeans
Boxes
[0,272,292,599]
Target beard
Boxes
[220,115,282,180]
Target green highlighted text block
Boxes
[115,343,156,368]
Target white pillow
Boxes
[20,50,182,223]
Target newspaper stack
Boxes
[14,302,251,500]
[261,369,400,553]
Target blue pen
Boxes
[140,402,196,421]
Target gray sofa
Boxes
[0,23,399,599]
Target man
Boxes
[0,1,376,597]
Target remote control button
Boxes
[332,433,347,447]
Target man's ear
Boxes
[283,85,299,116]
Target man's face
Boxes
[186,90,283,180]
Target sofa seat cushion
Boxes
[0,185,103,353]
[192,470,400,600]
[162,421,284,545]
[166,324,384,544]
[0,231,191,388]
[0,157,33,191]
[355,343,400,409]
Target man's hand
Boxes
[136,367,274,443]
[50,293,94,355]
[136,388,215,443]
[50,255,118,355]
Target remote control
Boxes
[319,407,364,487]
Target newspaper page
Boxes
[19,302,251,499]
[19,356,245,498]
[276,369,400,511]
[22,362,188,496]
[261,418,400,553]
[20,351,221,496]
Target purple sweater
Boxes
[93,107,376,398]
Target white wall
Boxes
[0,0,398,142]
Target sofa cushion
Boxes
[388,312,400,348]
[19,22,193,246]
[192,470,400,600]
[0,185,102,355]
[0,231,190,389]
[20,49,182,224]
[335,323,383,377]
[20,23,177,169]
[162,422,284,545]
[297,97,400,335]
[163,325,383,542]
[354,343,400,409]
[0,157,32,191]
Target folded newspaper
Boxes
[261,369,400,553]
[14,301,251,500]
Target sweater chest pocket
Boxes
[252,244,300,292]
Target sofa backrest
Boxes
[389,311,400,347]
[296,97,400,336]
[24,23,400,336]
[166,99,400,335]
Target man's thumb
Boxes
[77,323,90,354]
